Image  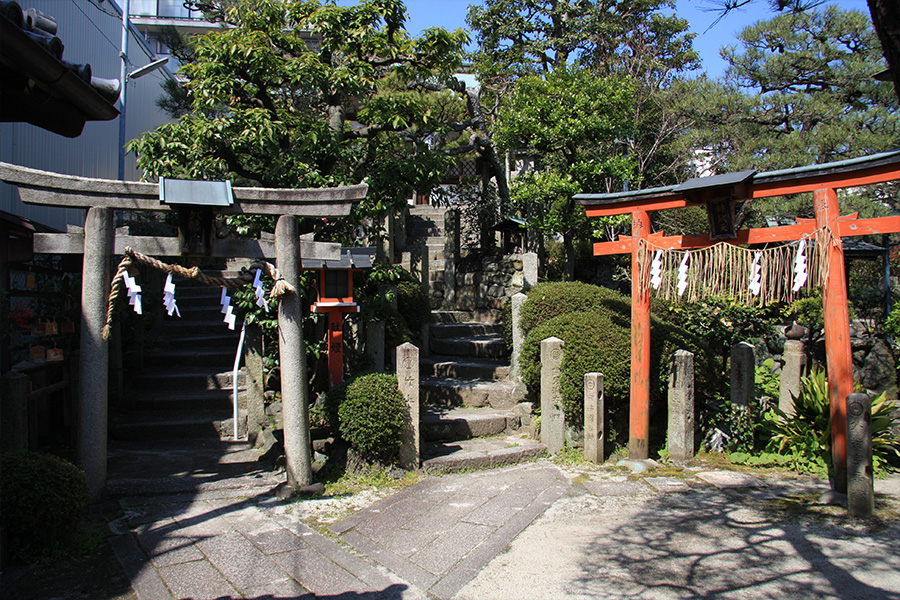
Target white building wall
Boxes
[0,0,174,231]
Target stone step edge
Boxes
[421,442,547,474]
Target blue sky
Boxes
[380,0,874,79]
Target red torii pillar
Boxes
[311,267,360,388]
[579,153,900,492]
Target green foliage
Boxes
[764,366,900,476]
[128,0,469,240]
[763,367,834,476]
[337,373,406,463]
[756,358,781,403]
[519,281,623,332]
[518,284,715,442]
[656,296,776,373]
[785,296,823,332]
[676,6,900,221]
[0,452,89,562]
[358,263,428,349]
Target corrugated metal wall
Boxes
[0,0,174,231]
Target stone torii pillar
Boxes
[0,162,366,500]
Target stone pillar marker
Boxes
[79,206,114,501]
[443,209,460,308]
[780,339,805,417]
[847,392,874,517]
[540,336,565,455]
[667,350,695,461]
[366,319,385,372]
[522,251,538,290]
[412,243,429,296]
[244,324,267,440]
[396,343,420,469]
[510,292,527,380]
[731,342,756,410]
[276,215,313,489]
[584,372,604,463]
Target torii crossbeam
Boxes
[575,150,900,493]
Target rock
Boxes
[785,322,807,340]
[859,339,897,395]
[617,458,658,474]
[273,481,325,500]
[816,490,847,506]
[265,401,282,416]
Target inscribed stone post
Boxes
[276,215,312,489]
[522,252,539,290]
[79,206,114,501]
[413,243,429,297]
[730,342,756,410]
[584,372,604,463]
[244,324,266,439]
[667,350,695,461]
[367,319,385,372]
[779,340,805,417]
[510,293,527,380]
[397,343,420,469]
[847,392,874,516]
[443,209,460,308]
[540,337,565,455]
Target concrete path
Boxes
[109,461,900,600]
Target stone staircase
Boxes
[106,278,274,497]
[419,310,543,472]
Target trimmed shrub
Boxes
[520,281,624,332]
[338,373,406,463]
[0,451,89,562]
[520,287,715,446]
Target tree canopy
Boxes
[129,0,469,236]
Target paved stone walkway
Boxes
[108,461,900,600]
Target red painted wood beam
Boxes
[750,164,900,199]
[629,210,652,459]
[593,215,900,256]
[815,187,851,494]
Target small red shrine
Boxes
[575,150,900,493]
[308,247,374,388]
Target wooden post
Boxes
[275,215,312,488]
[78,206,114,501]
[814,187,851,494]
[629,210,651,459]
[325,308,344,388]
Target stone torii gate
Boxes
[0,162,367,500]
[575,150,900,493]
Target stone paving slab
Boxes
[331,462,568,600]
[110,495,423,599]
[696,470,767,488]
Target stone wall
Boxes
[453,252,525,311]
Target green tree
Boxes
[677,6,900,225]
[495,67,636,278]
[128,0,469,240]
[467,0,700,189]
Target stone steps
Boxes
[420,356,510,379]
[430,322,502,338]
[122,388,239,412]
[145,347,237,368]
[430,335,508,360]
[130,367,244,392]
[423,406,521,442]
[422,436,546,473]
[421,377,521,409]
[110,409,248,441]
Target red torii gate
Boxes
[575,150,900,492]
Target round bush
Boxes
[520,281,624,332]
[338,373,406,463]
[520,293,715,445]
[0,451,89,562]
